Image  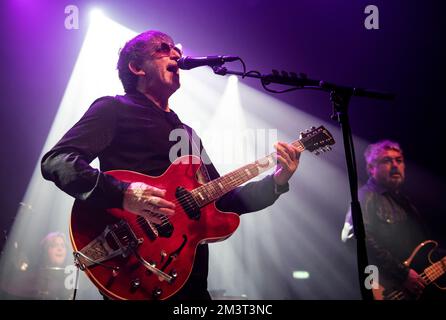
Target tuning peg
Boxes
[311,126,316,130]
[314,150,320,156]
[326,146,332,151]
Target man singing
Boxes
[41,30,301,300]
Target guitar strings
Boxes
[113,137,314,235]
[111,171,252,240]
[385,262,445,300]
[134,171,250,228]
[109,163,261,257]
[131,138,308,226]
[99,133,332,268]
[132,161,263,228]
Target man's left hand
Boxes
[273,142,301,186]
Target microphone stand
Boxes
[212,66,395,301]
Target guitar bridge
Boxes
[75,220,141,268]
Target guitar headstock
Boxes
[300,126,335,155]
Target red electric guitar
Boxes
[69,126,335,300]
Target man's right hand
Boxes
[403,268,426,297]
[123,182,176,224]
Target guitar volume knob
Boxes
[131,278,141,289]
[152,288,163,299]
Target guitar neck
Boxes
[383,252,446,300]
[423,256,446,284]
[191,139,305,207]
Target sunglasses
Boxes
[151,42,183,58]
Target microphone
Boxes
[177,55,239,70]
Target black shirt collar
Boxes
[125,91,164,109]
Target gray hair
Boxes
[364,140,403,167]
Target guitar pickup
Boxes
[176,186,201,220]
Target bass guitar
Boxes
[373,240,446,300]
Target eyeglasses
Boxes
[151,42,183,58]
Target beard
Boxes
[386,174,404,190]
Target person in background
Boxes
[341,140,430,299]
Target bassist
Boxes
[341,140,432,299]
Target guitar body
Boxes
[373,240,446,300]
[70,155,240,300]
